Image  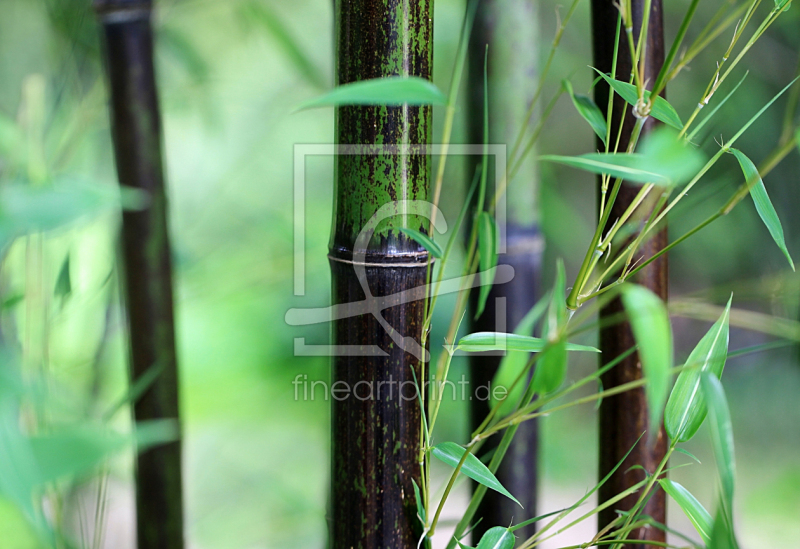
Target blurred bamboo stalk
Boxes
[591,0,668,545]
[330,1,432,547]
[468,0,542,542]
[94,2,184,549]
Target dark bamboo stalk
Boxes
[331,1,432,547]
[468,0,542,541]
[591,1,668,546]
[94,2,184,549]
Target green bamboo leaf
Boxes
[431,442,521,506]
[491,292,551,415]
[457,332,599,353]
[659,479,713,544]
[563,80,607,145]
[532,261,568,394]
[540,153,667,184]
[593,69,683,129]
[665,296,732,442]
[729,149,794,271]
[399,227,443,258]
[701,372,736,512]
[297,76,446,110]
[54,254,71,300]
[475,526,515,549]
[475,212,498,319]
[621,284,672,439]
[709,505,739,549]
[412,478,426,524]
[775,0,792,12]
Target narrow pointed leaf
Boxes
[475,526,515,549]
[532,261,568,394]
[709,505,739,549]
[431,442,521,506]
[563,80,607,145]
[456,332,599,353]
[540,153,668,184]
[412,478,426,524]
[400,227,443,258]
[297,76,446,109]
[475,212,498,318]
[701,372,736,512]
[659,479,713,544]
[621,284,672,439]
[593,69,683,129]
[730,149,794,271]
[665,296,731,442]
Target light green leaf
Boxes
[491,292,551,415]
[701,372,736,512]
[665,296,731,442]
[730,148,794,271]
[431,442,521,506]
[297,76,446,110]
[709,505,739,549]
[475,212,498,319]
[457,332,599,354]
[593,69,683,129]
[475,526,515,549]
[775,0,792,12]
[660,479,713,544]
[540,153,667,184]
[621,284,672,439]
[399,227,443,258]
[563,80,607,145]
[54,254,71,300]
[532,261,569,394]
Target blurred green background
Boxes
[0,0,798,547]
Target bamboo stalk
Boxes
[468,0,542,542]
[94,2,184,549]
[591,0,668,546]
[330,1,432,547]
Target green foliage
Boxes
[659,479,713,544]
[563,80,607,145]
[297,77,447,109]
[475,526,515,549]
[621,284,672,438]
[729,149,794,271]
[431,442,521,506]
[592,69,683,129]
[701,373,736,512]
[475,212,498,319]
[665,297,731,442]
[399,227,443,258]
[456,332,598,353]
[531,261,568,395]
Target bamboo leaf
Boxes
[563,80,607,145]
[475,212,498,318]
[729,149,794,271]
[491,292,551,415]
[399,227,443,258]
[54,254,71,300]
[701,372,736,512]
[665,296,732,442]
[659,479,713,544]
[593,69,683,129]
[412,478,426,524]
[540,153,668,184]
[709,505,739,549]
[621,284,672,439]
[297,76,446,109]
[457,332,599,353]
[431,442,521,506]
[475,526,515,549]
[532,261,569,394]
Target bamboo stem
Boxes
[94,2,184,549]
[590,0,668,545]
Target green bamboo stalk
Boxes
[94,2,184,549]
[330,1,432,547]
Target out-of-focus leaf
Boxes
[701,372,736,511]
[412,478,426,524]
[431,442,521,506]
[593,69,683,129]
[659,479,713,544]
[665,296,731,442]
[621,284,672,439]
[475,212,498,319]
[491,292,551,415]
[159,25,210,84]
[399,227,443,258]
[540,153,667,184]
[708,505,739,549]
[563,80,607,145]
[457,332,598,354]
[531,261,568,394]
[297,77,447,110]
[475,526,515,549]
[730,148,794,271]
[54,254,71,300]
